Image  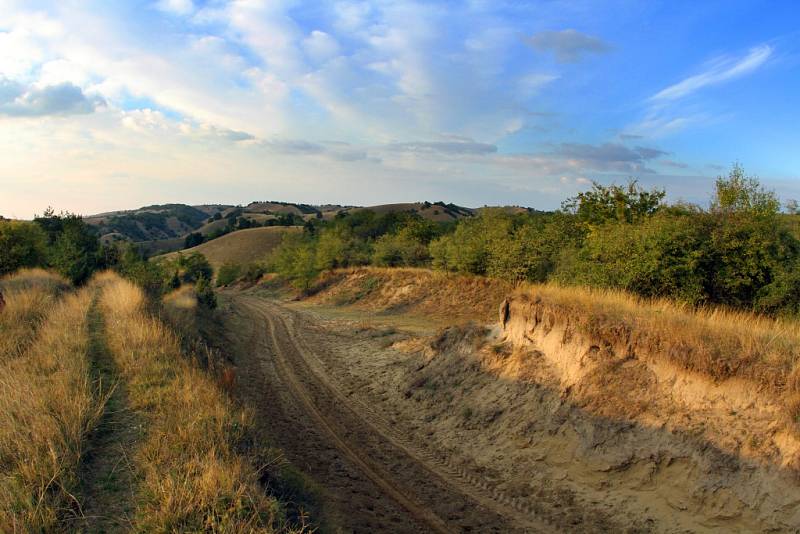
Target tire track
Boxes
[275,303,552,523]
[259,304,451,534]
[238,295,548,533]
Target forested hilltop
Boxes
[269,165,800,316]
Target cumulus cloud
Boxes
[527,29,611,63]
[0,79,104,117]
[651,45,772,102]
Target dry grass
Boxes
[513,283,800,410]
[0,269,70,362]
[97,273,291,532]
[0,286,103,531]
[308,267,511,323]
[158,226,301,271]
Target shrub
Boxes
[0,221,48,276]
[216,263,242,287]
[34,210,100,285]
[195,277,217,309]
[184,232,204,249]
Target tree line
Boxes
[270,165,800,315]
[0,209,216,306]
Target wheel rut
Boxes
[228,293,548,533]
[73,296,139,532]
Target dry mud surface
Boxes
[219,291,800,533]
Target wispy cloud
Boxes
[550,142,667,173]
[651,45,772,102]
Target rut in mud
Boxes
[222,294,548,533]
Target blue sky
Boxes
[1,0,798,217]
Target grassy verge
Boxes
[162,286,324,529]
[97,273,302,532]
[0,268,70,361]
[0,284,103,531]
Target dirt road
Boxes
[222,294,549,533]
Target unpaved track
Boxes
[227,294,548,533]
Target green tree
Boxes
[711,163,780,216]
[562,180,665,226]
[195,276,217,309]
[216,263,242,287]
[706,165,795,307]
[184,232,204,249]
[0,221,48,275]
[172,253,213,283]
[553,211,712,304]
[270,233,320,290]
[34,210,99,285]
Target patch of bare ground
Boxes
[219,292,541,533]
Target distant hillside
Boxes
[339,201,474,222]
[86,204,231,243]
[85,200,481,246]
[155,226,301,270]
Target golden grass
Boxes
[0,287,103,531]
[97,274,290,532]
[158,226,301,271]
[514,283,800,408]
[0,269,70,362]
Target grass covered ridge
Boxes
[0,268,70,362]
[0,274,101,531]
[97,273,304,532]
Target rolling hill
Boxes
[155,226,301,270]
[85,200,479,249]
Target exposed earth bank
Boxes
[219,268,800,532]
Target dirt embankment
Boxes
[287,268,800,532]
[305,267,511,324]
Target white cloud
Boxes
[651,45,772,102]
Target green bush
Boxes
[0,220,48,276]
[172,253,213,284]
[216,263,242,287]
[195,276,217,309]
[34,210,99,285]
[270,233,320,290]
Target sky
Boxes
[1,0,799,218]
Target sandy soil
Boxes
[219,289,800,533]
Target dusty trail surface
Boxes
[222,293,545,533]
